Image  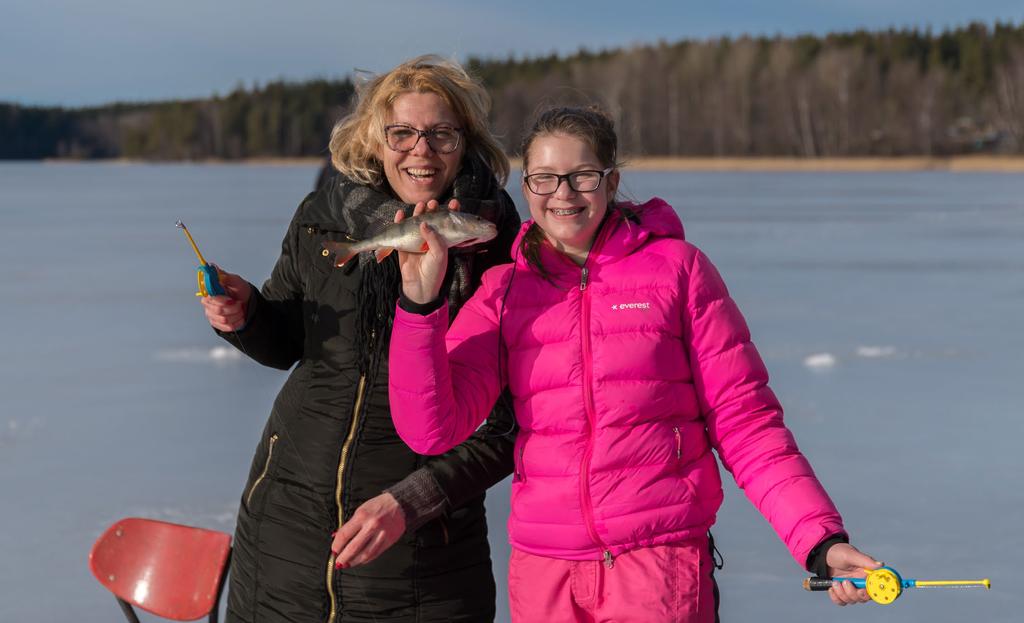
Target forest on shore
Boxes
[2,22,1023,160]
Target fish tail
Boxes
[323,241,358,267]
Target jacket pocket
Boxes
[438,515,450,546]
[513,442,527,483]
[415,515,451,549]
[304,226,358,300]
[308,226,356,275]
[671,426,700,503]
[245,433,279,510]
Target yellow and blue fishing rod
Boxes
[175,220,225,297]
[804,565,990,605]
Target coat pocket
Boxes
[513,441,527,483]
[438,515,450,546]
[670,425,701,504]
[245,433,279,510]
[308,226,357,276]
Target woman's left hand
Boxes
[824,543,884,606]
[395,199,457,305]
[331,492,406,569]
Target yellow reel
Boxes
[864,568,903,605]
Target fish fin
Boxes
[419,241,430,252]
[323,241,357,267]
[375,247,395,263]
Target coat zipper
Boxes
[578,267,612,567]
[514,443,526,482]
[575,217,620,569]
[326,373,368,623]
[245,434,279,508]
[674,426,682,460]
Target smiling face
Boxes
[379,91,465,204]
[523,133,619,264]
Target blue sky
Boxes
[2,0,1021,107]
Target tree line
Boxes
[0,79,354,160]
[3,22,1023,160]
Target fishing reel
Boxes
[193,264,225,298]
[803,565,990,605]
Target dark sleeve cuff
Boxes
[239,283,259,330]
[398,291,445,315]
[384,468,450,532]
[806,533,850,577]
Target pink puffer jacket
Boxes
[390,198,844,566]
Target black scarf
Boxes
[326,155,516,378]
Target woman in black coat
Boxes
[201,55,520,623]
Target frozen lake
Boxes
[1,162,1020,621]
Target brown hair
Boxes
[520,105,619,174]
[518,106,624,281]
[328,55,509,188]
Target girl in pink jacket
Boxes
[388,107,880,621]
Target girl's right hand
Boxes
[199,269,253,331]
[396,199,456,305]
[824,543,884,606]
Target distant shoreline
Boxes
[33,155,1024,172]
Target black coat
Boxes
[221,178,520,623]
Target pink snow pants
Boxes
[507,538,716,623]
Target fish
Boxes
[322,210,498,267]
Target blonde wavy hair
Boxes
[329,55,508,189]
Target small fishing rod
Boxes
[175,220,225,297]
[804,566,990,605]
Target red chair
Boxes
[89,517,232,622]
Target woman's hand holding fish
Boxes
[200,269,253,331]
[396,199,457,305]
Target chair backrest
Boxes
[89,517,232,621]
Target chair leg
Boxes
[116,597,142,623]
[208,546,232,623]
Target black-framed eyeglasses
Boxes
[384,124,462,154]
[523,169,613,195]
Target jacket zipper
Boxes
[245,434,279,508]
[575,217,620,569]
[514,443,526,482]
[326,373,368,623]
[674,426,682,460]
[578,267,612,567]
